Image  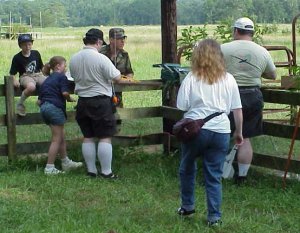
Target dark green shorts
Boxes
[230,87,264,138]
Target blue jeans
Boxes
[179,129,229,222]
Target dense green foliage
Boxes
[0,0,299,27]
[177,20,278,61]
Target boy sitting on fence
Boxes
[9,33,46,116]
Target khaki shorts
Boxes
[20,72,46,87]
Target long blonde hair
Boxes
[191,39,226,84]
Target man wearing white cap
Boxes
[221,17,276,184]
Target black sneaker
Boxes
[234,175,247,186]
[177,207,195,216]
[100,172,118,180]
[87,172,97,178]
[208,219,222,227]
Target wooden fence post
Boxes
[4,75,17,162]
[161,0,178,153]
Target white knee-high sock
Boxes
[97,142,112,175]
[238,163,250,177]
[82,142,97,174]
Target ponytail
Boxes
[42,63,51,76]
[42,56,66,76]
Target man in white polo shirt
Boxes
[221,18,276,184]
[70,28,128,179]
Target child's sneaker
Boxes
[208,219,222,227]
[44,167,64,175]
[62,160,83,171]
[17,103,26,116]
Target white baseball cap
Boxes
[233,17,254,31]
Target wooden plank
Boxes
[161,106,184,121]
[0,114,5,126]
[117,107,162,119]
[4,76,17,161]
[16,139,82,155]
[67,79,162,92]
[15,134,165,155]
[252,152,300,173]
[8,80,162,97]
[0,84,4,97]
[13,88,22,96]
[15,107,162,126]
[16,113,44,125]
[114,80,162,92]
[262,89,300,105]
[0,144,7,156]
[113,134,165,147]
[263,121,300,139]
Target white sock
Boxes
[18,91,28,105]
[46,164,55,169]
[82,142,97,174]
[238,163,250,177]
[97,142,112,175]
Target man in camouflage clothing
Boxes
[100,28,134,107]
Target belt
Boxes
[238,86,259,89]
[79,95,110,99]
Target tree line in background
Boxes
[0,0,299,27]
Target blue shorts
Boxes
[40,102,66,125]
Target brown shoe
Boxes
[17,103,26,116]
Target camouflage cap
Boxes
[109,28,127,39]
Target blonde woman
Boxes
[176,39,243,227]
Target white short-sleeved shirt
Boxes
[221,40,276,87]
[69,46,121,97]
[176,72,242,133]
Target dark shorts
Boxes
[76,95,117,138]
[40,102,66,125]
[229,87,264,138]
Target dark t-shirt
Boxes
[9,50,44,77]
[38,72,70,114]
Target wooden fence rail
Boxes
[1,75,300,174]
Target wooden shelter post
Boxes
[161,0,177,63]
[161,0,178,150]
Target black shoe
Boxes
[177,207,195,216]
[100,172,118,179]
[234,175,247,186]
[208,219,222,227]
[87,172,97,178]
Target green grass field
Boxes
[1,149,300,233]
[0,25,300,233]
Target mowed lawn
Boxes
[0,25,300,232]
